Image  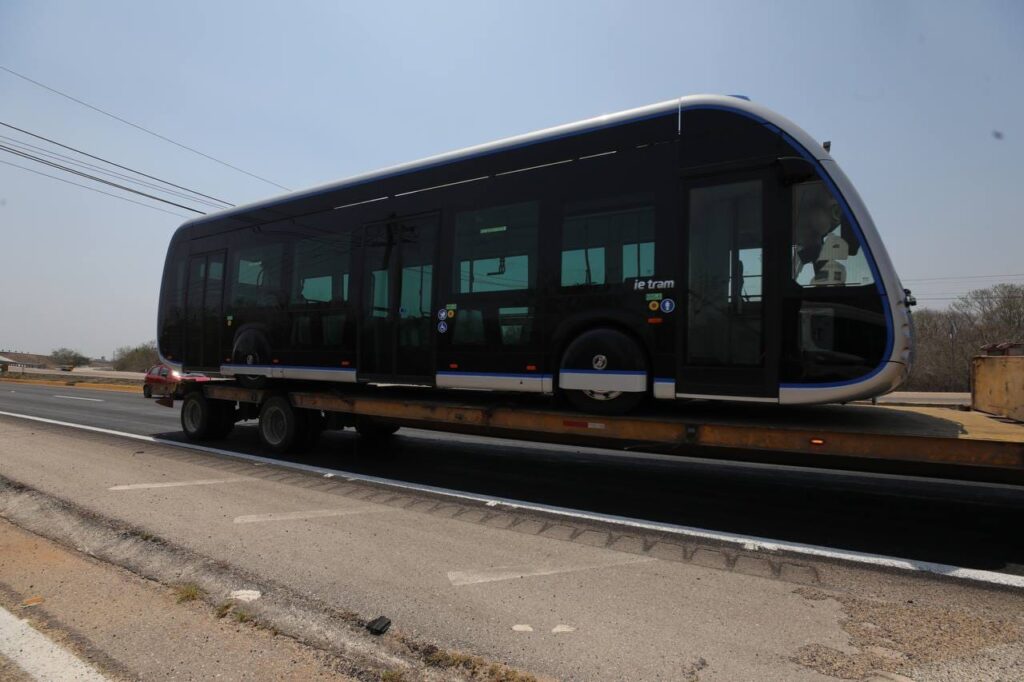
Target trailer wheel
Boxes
[258,396,301,453]
[560,327,647,415]
[355,419,400,439]
[180,391,218,440]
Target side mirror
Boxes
[776,156,817,185]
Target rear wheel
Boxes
[232,330,270,389]
[560,327,648,415]
[180,391,217,440]
[258,396,319,454]
[258,396,297,453]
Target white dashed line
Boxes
[2,409,1023,591]
[53,395,104,402]
[447,556,653,586]
[0,604,109,681]
[233,508,389,524]
[109,477,249,491]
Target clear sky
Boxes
[0,0,1021,358]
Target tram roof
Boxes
[182,94,830,229]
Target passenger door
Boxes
[358,213,439,382]
[184,251,226,371]
[677,171,781,398]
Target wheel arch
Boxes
[549,311,655,389]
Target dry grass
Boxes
[174,583,204,604]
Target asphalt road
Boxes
[1,382,1022,574]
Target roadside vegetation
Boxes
[49,347,90,368]
[903,283,1024,391]
[112,340,159,372]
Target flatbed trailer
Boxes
[172,382,1024,484]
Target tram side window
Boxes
[791,181,875,288]
[561,199,655,287]
[292,236,351,304]
[454,201,539,294]
[230,242,284,307]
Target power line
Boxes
[0,134,228,210]
[0,159,190,218]
[0,121,233,207]
[0,143,205,214]
[903,272,1024,283]
[0,65,291,191]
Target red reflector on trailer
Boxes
[526,364,537,371]
[449,363,459,369]
[562,420,607,430]
[648,317,663,324]
[341,360,351,367]
[272,358,280,364]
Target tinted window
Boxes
[561,198,655,287]
[454,201,538,293]
[292,235,351,304]
[791,181,875,288]
[230,242,284,307]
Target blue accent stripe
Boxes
[654,378,674,384]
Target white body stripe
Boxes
[220,365,357,383]
[558,371,646,393]
[653,380,675,400]
[436,373,552,393]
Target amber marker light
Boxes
[810,438,825,446]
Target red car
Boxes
[143,364,210,398]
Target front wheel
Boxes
[143,384,152,399]
[560,327,648,415]
[180,391,217,440]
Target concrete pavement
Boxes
[2,417,1023,680]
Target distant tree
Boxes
[112,341,159,372]
[50,347,90,368]
[904,283,1024,391]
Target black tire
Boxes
[232,329,270,389]
[180,391,218,440]
[355,419,400,439]
[143,384,152,399]
[560,327,648,415]
[258,395,306,454]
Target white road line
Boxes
[53,395,104,402]
[233,508,390,524]
[109,477,249,491]
[448,556,654,586]
[2,409,1023,590]
[0,604,109,681]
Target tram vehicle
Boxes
[157,95,913,414]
